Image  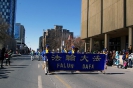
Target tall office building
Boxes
[14,23,25,49]
[81,0,133,52]
[0,0,17,38]
[14,23,25,43]
[39,36,43,51]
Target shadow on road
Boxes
[11,58,30,60]
[49,72,125,75]
[10,65,29,66]
[104,73,125,75]
[0,68,14,79]
[0,64,29,79]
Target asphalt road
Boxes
[0,55,133,88]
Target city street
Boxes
[0,55,133,88]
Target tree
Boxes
[64,36,85,52]
[72,37,85,52]
[0,16,10,44]
[45,29,62,51]
[0,22,10,44]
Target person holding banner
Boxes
[62,47,67,53]
[68,46,75,54]
[42,45,51,75]
[42,53,48,75]
[101,50,108,74]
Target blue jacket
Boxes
[62,50,67,53]
[41,50,51,61]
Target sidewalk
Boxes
[11,54,21,57]
[112,65,133,71]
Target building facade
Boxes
[39,36,43,51]
[81,0,133,52]
[0,0,17,38]
[14,23,25,50]
[42,25,73,51]
[0,13,16,51]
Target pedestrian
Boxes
[129,45,132,54]
[115,51,120,68]
[0,47,5,68]
[30,50,34,61]
[112,50,116,65]
[5,51,9,66]
[7,49,12,66]
[0,49,1,65]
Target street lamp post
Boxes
[61,29,63,52]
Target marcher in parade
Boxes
[38,50,41,61]
[62,47,67,53]
[68,46,75,54]
[42,53,48,75]
[35,51,38,59]
[42,45,51,75]
[101,50,108,74]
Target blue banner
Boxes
[47,53,106,71]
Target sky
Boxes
[16,0,81,51]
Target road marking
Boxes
[38,64,40,68]
[54,75,71,88]
[38,75,42,88]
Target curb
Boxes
[11,54,21,57]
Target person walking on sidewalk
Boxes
[115,51,120,68]
[5,51,9,66]
[6,49,12,66]
[1,47,5,68]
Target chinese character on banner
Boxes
[80,55,89,62]
[93,55,101,61]
[66,54,76,61]
[52,54,62,61]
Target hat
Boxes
[72,46,75,48]
[46,45,49,48]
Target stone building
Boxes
[42,25,73,52]
[81,0,133,52]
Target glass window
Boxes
[3,2,5,5]
[6,16,8,19]
[4,12,6,15]
[7,3,9,6]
